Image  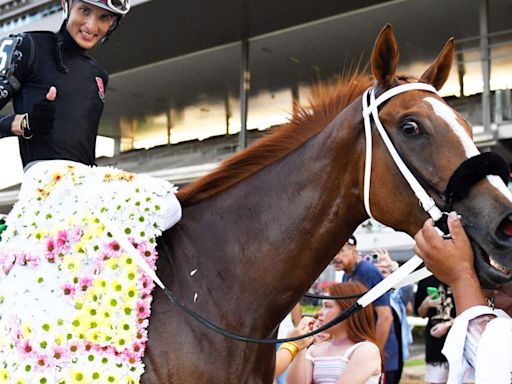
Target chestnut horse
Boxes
[142,25,512,383]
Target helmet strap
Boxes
[101,15,121,44]
[62,1,69,20]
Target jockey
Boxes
[0,0,130,164]
[0,2,181,382]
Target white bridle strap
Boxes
[362,83,443,221]
[362,83,438,118]
[358,254,424,307]
[358,83,449,307]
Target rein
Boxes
[95,83,508,344]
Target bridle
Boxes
[362,82,508,232]
[95,82,509,344]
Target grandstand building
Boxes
[0,0,511,258]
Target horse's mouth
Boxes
[472,240,512,288]
[489,256,512,275]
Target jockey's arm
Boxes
[0,34,33,138]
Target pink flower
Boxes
[16,339,33,357]
[135,300,150,319]
[34,353,51,371]
[62,282,76,297]
[0,250,15,274]
[24,252,40,268]
[45,238,57,262]
[68,342,81,355]
[130,341,145,357]
[106,240,121,254]
[135,328,148,344]
[78,277,93,292]
[119,349,140,365]
[136,319,149,331]
[128,237,139,248]
[68,226,83,243]
[137,241,157,267]
[52,345,69,361]
[140,275,155,295]
[55,230,71,251]
[11,327,23,342]
[14,252,27,265]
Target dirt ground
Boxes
[401,365,425,384]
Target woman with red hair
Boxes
[287,282,382,384]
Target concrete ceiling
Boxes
[90,0,512,136]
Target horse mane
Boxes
[177,70,373,206]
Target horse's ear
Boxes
[419,38,455,90]
[371,24,399,88]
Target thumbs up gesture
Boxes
[26,86,57,136]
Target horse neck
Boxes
[165,100,368,334]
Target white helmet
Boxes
[80,0,130,16]
[62,0,130,42]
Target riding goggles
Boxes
[85,0,130,15]
[107,0,130,15]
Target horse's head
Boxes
[365,25,512,288]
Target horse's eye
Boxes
[401,121,420,136]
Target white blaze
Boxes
[425,97,479,158]
[425,97,512,203]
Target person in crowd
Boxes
[275,303,303,383]
[286,282,382,384]
[414,211,511,383]
[311,316,332,345]
[376,249,414,383]
[332,235,399,383]
[414,273,455,384]
[274,315,315,380]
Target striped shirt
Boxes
[305,342,381,384]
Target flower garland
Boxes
[0,162,179,383]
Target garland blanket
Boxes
[0,161,182,383]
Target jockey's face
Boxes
[66,1,116,49]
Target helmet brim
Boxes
[79,0,126,16]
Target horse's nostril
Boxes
[499,215,512,237]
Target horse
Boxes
[142,25,512,383]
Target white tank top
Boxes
[305,341,381,384]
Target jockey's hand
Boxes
[28,86,57,136]
[414,211,475,287]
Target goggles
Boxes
[107,0,130,15]
[82,0,130,16]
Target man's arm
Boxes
[374,305,393,350]
[414,212,498,382]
